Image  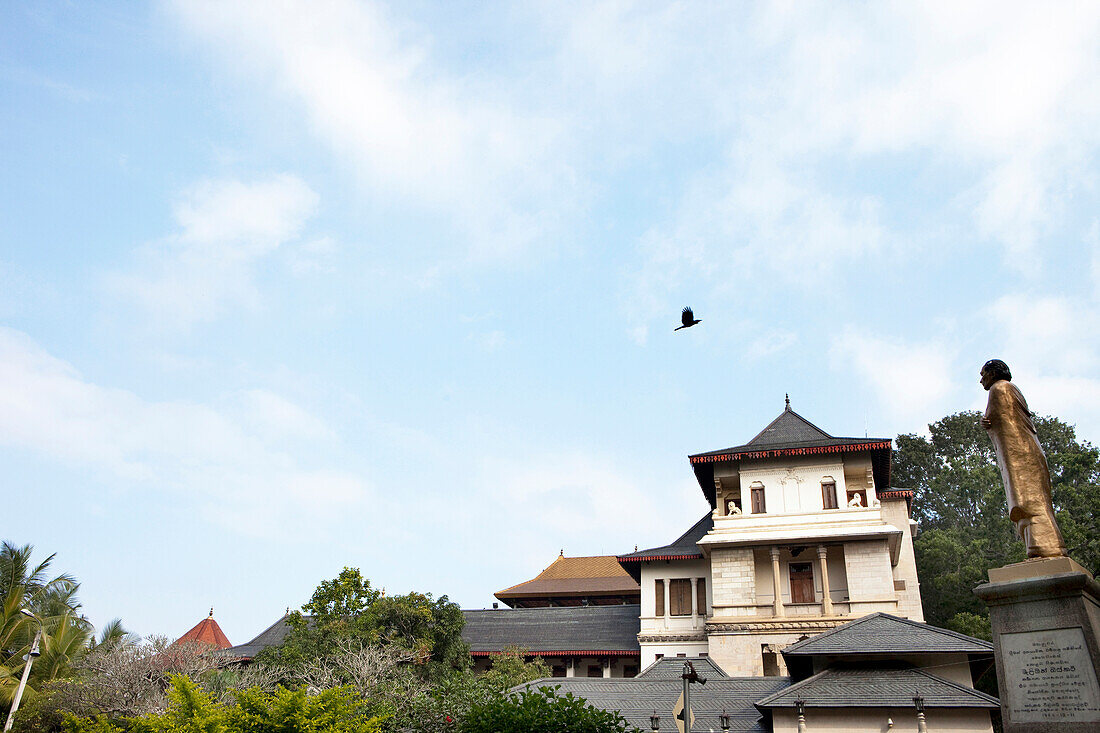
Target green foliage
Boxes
[255,568,469,679]
[63,676,386,733]
[460,685,637,733]
[894,411,1100,630]
[479,648,550,692]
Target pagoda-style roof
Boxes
[176,609,232,650]
[689,401,892,507]
[636,655,730,680]
[494,555,640,608]
[616,514,713,582]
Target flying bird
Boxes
[675,307,701,331]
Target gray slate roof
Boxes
[636,655,730,680]
[755,665,1000,709]
[462,604,640,654]
[527,677,789,732]
[690,407,889,458]
[223,614,294,659]
[617,513,712,563]
[781,613,994,657]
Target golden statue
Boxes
[980,359,1066,558]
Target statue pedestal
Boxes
[974,557,1100,731]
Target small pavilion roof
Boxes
[495,555,639,607]
[636,655,730,680]
[462,604,640,656]
[689,400,892,507]
[781,612,993,657]
[176,609,232,650]
[755,664,999,709]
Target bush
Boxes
[460,685,638,733]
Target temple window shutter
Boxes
[655,579,665,616]
[751,486,766,514]
[821,477,838,509]
[696,577,706,614]
[669,579,691,616]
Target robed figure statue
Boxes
[980,359,1066,558]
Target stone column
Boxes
[817,545,833,615]
[602,659,611,678]
[770,547,784,617]
[566,658,575,678]
[664,578,670,624]
[690,577,699,619]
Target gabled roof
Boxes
[176,611,232,650]
[223,612,294,660]
[688,401,893,507]
[616,514,712,580]
[526,676,789,732]
[495,555,639,606]
[754,664,999,709]
[636,655,730,680]
[462,604,640,656]
[781,612,993,657]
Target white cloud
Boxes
[107,175,318,327]
[830,329,955,425]
[0,327,366,532]
[167,0,571,258]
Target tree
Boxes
[894,411,1100,636]
[460,685,637,733]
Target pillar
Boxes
[817,545,833,615]
[690,577,699,619]
[770,547,784,617]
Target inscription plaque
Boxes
[1001,627,1100,722]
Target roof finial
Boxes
[208,607,214,618]
[560,548,564,556]
[785,393,790,410]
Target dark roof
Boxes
[222,613,294,660]
[781,613,993,657]
[688,405,893,507]
[527,677,789,732]
[755,665,999,709]
[636,655,730,680]
[617,514,712,563]
[495,555,639,607]
[462,604,640,656]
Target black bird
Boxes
[675,307,701,331]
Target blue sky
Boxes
[3,1,1099,645]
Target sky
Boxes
[2,1,1100,645]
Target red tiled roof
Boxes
[176,613,232,650]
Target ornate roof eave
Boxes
[470,649,641,657]
[689,440,892,465]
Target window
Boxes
[821,478,838,509]
[750,485,766,514]
[669,578,691,616]
[655,653,664,660]
[696,577,707,616]
[587,665,602,678]
[551,665,567,678]
[654,579,665,616]
[623,665,638,678]
[789,562,815,604]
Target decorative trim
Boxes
[690,441,891,465]
[638,634,707,643]
[877,490,914,500]
[617,554,703,563]
[705,619,848,634]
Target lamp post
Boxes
[719,710,730,731]
[914,693,927,733]
[650,710,660,731]
[796,699,806,733]
[4,610,43,733]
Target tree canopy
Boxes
[894,411,1100,637]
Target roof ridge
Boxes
[910,667,1001,704]
[781,612,994,655]
[746,407,833,446]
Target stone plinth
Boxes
[974,558,1100,732]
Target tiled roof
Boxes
[495,555,639,603]
[222,613,294,659]
[526,677,789,732]
[755,665,1000,709]
[462,604,640,655]
[176,613,232,650]
[617,514,713,563]
[781,613,993,656]
[635,655,730,680]
[689,405,890,460]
